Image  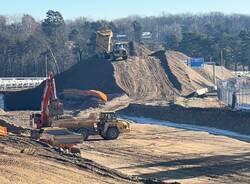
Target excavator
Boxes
[30,72,63,130]
[30,72,83,152]
[30,72,130,143]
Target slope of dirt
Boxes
[0,145,129,184]
[0,136,134,184]
[113,56,177,100]
[80,123,250,184]
[195,64,235,82]
[5,44,221,110]
[5,56,124,110]
[152,50,214,96]
[0,134,170,184]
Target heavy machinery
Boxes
[110,42,128,60]
[96,28,128,61]
[52,111,130,140]
[30,72,63,130]
[39,127,83,147]
[98,112,130,140]
[30,72,130,142]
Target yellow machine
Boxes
[96,29,128,61]
[52,112,130,141]
[98,112,130,140]
[96,28,113,54]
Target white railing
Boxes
[0,77,46,92]
[233,71,250,77]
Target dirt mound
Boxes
[5,57,124,110]
[195,65,235,82]
[5,44,218,110]
[152,50,214,96]
[113,56,177,100]
[114,46,214,99]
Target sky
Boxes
[1,0,250,20]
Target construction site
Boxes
[1,26,250,184]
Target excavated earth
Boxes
[1,112,250,184]
[0,135,136,184]
[4,43,234,110]
[0,134,171,184]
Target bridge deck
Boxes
[0,77,46,92]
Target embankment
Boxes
[119,104,250,135]
[5,57,124,110]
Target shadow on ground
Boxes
[125,152,250,180]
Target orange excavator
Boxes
[30,73,83,152]
[30,73,107,129]
[30,72,130,143]
[30,72,63,129]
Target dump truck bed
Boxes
[40,127,83,145]
[52,113,98,129]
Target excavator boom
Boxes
[32,72,63,129]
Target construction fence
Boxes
[217,77,250,110]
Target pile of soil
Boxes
[152,50,214,96]
[5,44,232,110]
[5,57,123,110]
[113,55,177,100]
[195,64,235,82]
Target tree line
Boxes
[1,11,250,77]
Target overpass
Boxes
[0,77,46,92]
[233,71,250,77]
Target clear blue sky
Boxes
[1,0,250,20]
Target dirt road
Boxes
[80,123,250,184]
[2,110,250,183]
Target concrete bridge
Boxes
[233,71,250,77]
[0,77,46,92]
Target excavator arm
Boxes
[31,72,63,129]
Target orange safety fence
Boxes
[0,126,7,136]
[63,89,108,102]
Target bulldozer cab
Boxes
[113,43,124,50]
[113,42,127,51]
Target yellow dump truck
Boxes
[52,112,130,140]
[96,29,128,60]
[96,28,113,54]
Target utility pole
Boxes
[213,62,216,84]
[206,60,216,85]
[220,50,224,66]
